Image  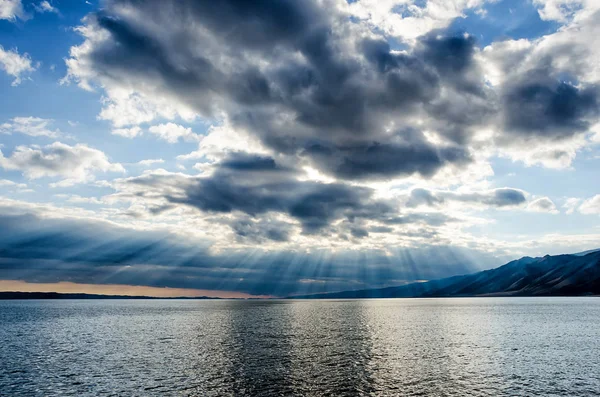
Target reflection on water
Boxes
[223,301,295,395]
[1,298,599,396]
[288,300,375,395]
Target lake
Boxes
[1,298,599,396]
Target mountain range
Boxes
[289,250,600,299]
[2,250,599,300]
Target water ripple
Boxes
[1,298,599,396]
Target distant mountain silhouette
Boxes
[289,250,600,299]
[0,292,223,300]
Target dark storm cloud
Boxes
[406,188,444,207]
[369,226,394,234]
[0,212,499,296]
[350,227,369,238]
[117,153,473,241]
[419,32,476,75]
[230,217,292,243]
[406,188,527,208]
[303,131,471,180]
[71,0,496,180]
[67,0,600,178]
[158,154,396,234]
[116,154,478,239]
[119,0,321,49]
[86,0,329,113]
[486,188,528,207]
[503,71,600,140]
[219,153,280,171]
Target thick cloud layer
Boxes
[121,153,399,235]
[58,0,600,247]
[503,72,599,140]
[0,142,124,186]
[65,0,600,183]
[66,0,497,181]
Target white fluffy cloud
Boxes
[579,195,600,214]
[0,142,125,186]
[135,158,164,167]
[111,126,142,138]
[56,194,105,205]
[0,0,26,21]
[495,135,587,169]
[0,178,27,189]
[348,0,491,41]
[177,123,267,162]
[34,1,58,14]
[563,197,582,214]
[95,91,196,127]
[0,45,36,86]
[533,0,599,22]
[1,117,60,138]
[148,123,202,143]
[527,197,559,214]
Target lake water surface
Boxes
[1,298,599,396]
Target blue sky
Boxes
[1,0,599,297]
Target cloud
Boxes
[116,153,396,235]
[34,1,58,14]
[348,0,492,41]
[62,0,600,181]
[0,142,125,186]
[57,194,105,205]
[302,132,472,181]
[54,0,585,252]
[579,194,600,214]
[148,123,202,143]
[495,134,586,169]
[480,7,600,168]
[1,117,60,138]
[177,123,268,162]
[527,197,559,214]
[111,126,142,138]
[563,197,582,214]
[0,46,36,86]
[406,188,528,209]
[0,179,27,189]
[58,0,600,183]
[95,91,197,128]
[64,0,496,182]
[381,212,455,227]
[533,0,597,22]
[230,216,292,243]
[135,158,164,167]
[0,0,26,21]
[502,72,599,141]
[105,153,475,250]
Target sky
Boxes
[0,0,599,298]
